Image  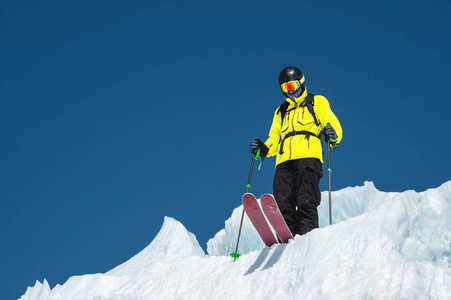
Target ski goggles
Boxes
[280,80,301,93]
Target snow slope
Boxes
[20,181,451,299]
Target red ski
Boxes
[242,193,278,247]
[261,193,294,243]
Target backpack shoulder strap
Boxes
[305,93,320,126]
[277,101,290,122]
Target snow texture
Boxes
[20,180,451,299]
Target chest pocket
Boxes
[282,107,315,133]
[281,109,293,133]
[296,107,315,127]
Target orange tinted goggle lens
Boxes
[281,81,300,93]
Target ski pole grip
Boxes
[251,137,263,170]
[325,123,338,143]
[252,137,261,158]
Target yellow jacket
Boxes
[264,88,342,166]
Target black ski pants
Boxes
[273,158,323,236]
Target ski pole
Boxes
[230,153,256,261]
[327,138,332,225]
[326,123,335,225]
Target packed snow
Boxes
[20,180,451,299]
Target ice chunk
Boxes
[18,279,50,300]
[108,216,205,276]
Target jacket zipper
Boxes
[289,104,300,159]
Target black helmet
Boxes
[279,66,305,85]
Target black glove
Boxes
[250,138,269,158]
[323,125,338,143]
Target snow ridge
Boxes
[20,181,451,299]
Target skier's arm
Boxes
[315,95,343,146]
[264,108,282,157]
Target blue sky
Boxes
[2,1,450,298]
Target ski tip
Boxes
[261,193,274,197]
[260,193,275,204]
[242,192,256,201]
[230,252,241,262]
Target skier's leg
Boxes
[273,161,298,236]
[293,159,323,235]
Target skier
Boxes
[250,66,342,237]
